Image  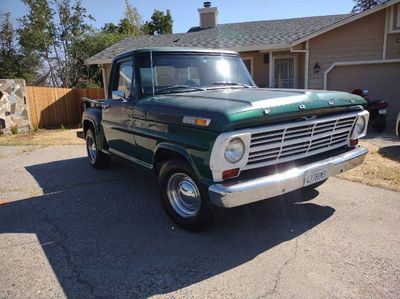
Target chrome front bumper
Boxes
[208,146,368,208]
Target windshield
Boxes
[137,53,256,95]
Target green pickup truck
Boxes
[81,48,369,231]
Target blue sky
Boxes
[1,0,355,33]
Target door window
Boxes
[273,57,296,88]
[116,61,134,98]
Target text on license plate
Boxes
[304,167,328,187]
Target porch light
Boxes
[314,62,321,73]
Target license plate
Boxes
[304,166,328,187]
[378,109,387,115]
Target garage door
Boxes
[327,62,400,129]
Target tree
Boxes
[102,22,119,34]
[118,0,143,35]
[143,9,173,35]
[18,0,58,85]
[352,0,388,12]
[54,0,94,87]
[68,31,125,87]
[18,0,94,87]
[0,12,39,83]
[0,12,19,79]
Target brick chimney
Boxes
[198,2,218,29]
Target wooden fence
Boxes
[26,86,104,128]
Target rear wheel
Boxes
[86,128,110,169]
[158,158,215,232]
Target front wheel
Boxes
[158,158,215,232]
[86,128,110,169]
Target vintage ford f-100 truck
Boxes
[81,48,369,231]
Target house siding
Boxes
[240,52,269,87]
[308,9,386,90]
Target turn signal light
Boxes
[350,139,359,146]
[222,168,240,180]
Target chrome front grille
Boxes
[246,113,358,169]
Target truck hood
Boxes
[136,88,366,132]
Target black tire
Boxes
[158,158,215,232]
[86,128,110,169]
[302,179,328,190]
[372,117,386,133]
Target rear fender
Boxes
[82,109,108,151]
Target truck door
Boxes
[102,58,136,157]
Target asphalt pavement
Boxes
[0,145,399,299]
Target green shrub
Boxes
[11,125,18,135]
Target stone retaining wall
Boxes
[0,79,30,134]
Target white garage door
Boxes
[328,62,400,129]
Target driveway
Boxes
[0,145,399,299]
[365,131,399,147]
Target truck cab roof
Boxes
[113,47,239,62]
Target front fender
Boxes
[154,142,214,186]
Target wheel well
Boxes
[83,120,95,138]
[153,148,188,174]
[398,122,400,138]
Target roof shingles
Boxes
[86,14,351,64]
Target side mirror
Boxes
[112,90,125,100]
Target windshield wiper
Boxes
[210,81,253,88]
[155,85,206,94]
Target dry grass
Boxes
[0,129,85,146]
[338,140,400,192]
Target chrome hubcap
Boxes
[167,173,201,218]
[87,136,96,162]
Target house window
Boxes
[272,55,297,89]
[391,3,400,31]
[241,57,254,77]
[397,4,400,28]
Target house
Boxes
[86,0,400,127]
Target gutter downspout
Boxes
[290,40,309,89]
[383,7,390,60]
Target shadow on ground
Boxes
[378,145,400,163]
[0,157,335,298]
[365,131,399,144]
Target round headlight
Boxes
[224,138,245,163]
[354,116,366,135]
